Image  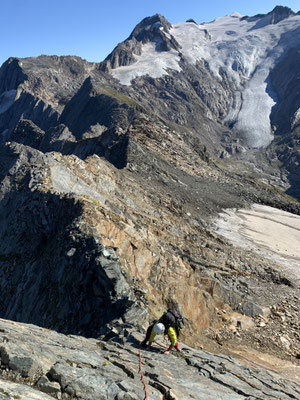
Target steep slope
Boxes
[0,318,299,400]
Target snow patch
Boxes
[0,90,17,114]
[213,204,300,283]
[111,43,181,86]
[292,107,300,129]
[170,23,210,64]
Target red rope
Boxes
[139,349,149,400]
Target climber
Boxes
[140,309,184,354]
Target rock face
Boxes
[0,7,300,393]
[268,5,295,24]
[0,318,299,400]
[0,142,149,337]
[268,43,300,199]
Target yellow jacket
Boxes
[149,324,177,345]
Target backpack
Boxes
[159,309,184,332]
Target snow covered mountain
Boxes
[102,6,300,150]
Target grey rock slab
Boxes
[0,378,54,399]
[137,339,300,399]
[50,163,106,202]
[0,320,104,369]
[115,392,139,400]
[48,360,130,399]
[185,352,300,399]
[0,343,44,378]
[123,304,148,325]
[36,375,61,395]
[140,352,246,400]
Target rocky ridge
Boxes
[0,318,299,400]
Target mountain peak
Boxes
[128,13,172,41]
[228,11,243,18]
[127,13,180,52]
[268,5,295,23]
[100,13,180,73]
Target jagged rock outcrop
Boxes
[0,55,96,142]
[0,318,299,400]
[0,58,27,93]
[268,5,295,24]
[266,43,300,199]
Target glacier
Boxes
[111,12,300,148]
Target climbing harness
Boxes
[139,349,149,400]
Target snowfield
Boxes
[213,204,300,285]
[111,12,300,148]
[111,43,181,86]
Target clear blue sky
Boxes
[1,1,299,67]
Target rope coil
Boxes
[139,349,149,400]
